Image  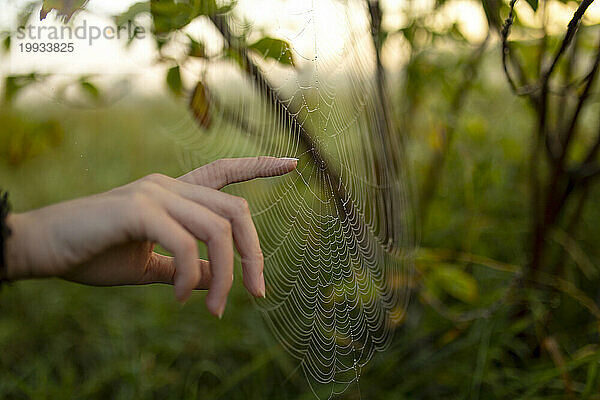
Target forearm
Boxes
[0,157,296,316]
[4,213,35,281]
[3,196,132,282]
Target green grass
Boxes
[0,76,599,399]
[0,97,310,399]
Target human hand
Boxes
[4,157,298,317]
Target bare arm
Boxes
[4,157,298,318]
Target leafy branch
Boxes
[205,14,350,209]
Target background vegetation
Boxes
[1,0,600,398]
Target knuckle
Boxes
[144,173,167,183]
[230,196,250,217]
[126,195,156,236]
[205,159,229,186]
[130,191,150,208]
[180,236,197,255]
[136,180,159,195]
[212,216,232,237]
[244,250,264,266]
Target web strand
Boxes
[166,1,416,397]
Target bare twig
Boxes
[500,0,595,100]
[543,0,595,81]
[513,5,600,278]
[560,36,600,160]
[500,0,537,100]
[501,0,523,94]
[543,35,600,231]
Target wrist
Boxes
[4,213,32,281]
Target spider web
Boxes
[168,0,416,397]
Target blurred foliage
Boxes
[189,82,212,129]
[1,0,600,399]
[1,72,65,165]
[248,37,295,66]
[166,65,183,97]
[3,74,42,104]
[0,111,63,165]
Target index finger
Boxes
[178,156,298,190]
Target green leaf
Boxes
[115,2,150,27]
[3,74,38,104]
[190,0,219,15]
[449,23,467,43]
[40,0,88,22]
[248,37,295,66]
[0,112,63,165]
[189,81,211,129]
[429,264,479,303]
[400,23,416,45]
[583,360,598,398]
[525,0,538,12]
[166,66,183,96]
[188,36,206,58]
[2,34,9,52]
[79,80,100,100]
[376,30,388,51]
[17,3,38,27]
[151,0,218,34]
[215,1,237,14]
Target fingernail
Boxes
[207,295,226,318]
[176,293,190,304]
[258,273,266,298]
[217,303,226,319]
[279,157,299,162]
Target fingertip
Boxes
[174,284,192,304]
[276,157,298,174]
[278,157,298,165]
[206,294,226,318]
[242,274,264,298]
[174,263,200,303]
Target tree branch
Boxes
[543,0,595,81]
[207,14,402,253]
[501,0,535,97]
[563,36,600,158]
[208,14,339,184]
[367,0,399,244]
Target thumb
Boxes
[143,253,212,289]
